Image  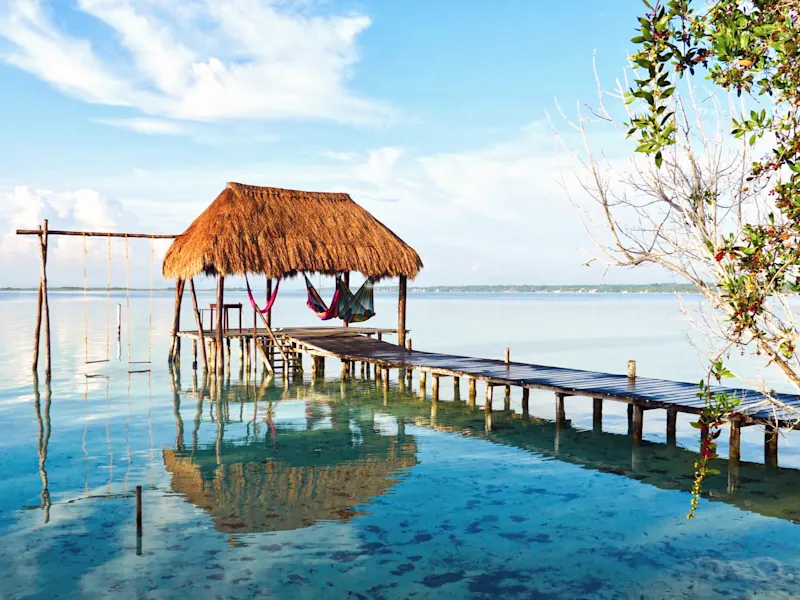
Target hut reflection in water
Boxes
[163,379,417,534]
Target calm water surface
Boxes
[1,290,800,599]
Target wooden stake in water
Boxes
[135,485,143,555]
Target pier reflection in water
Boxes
[162,372,800,528]
[9,370,800,599]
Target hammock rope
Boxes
[245,275,280,314]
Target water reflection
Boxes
[164,378,417,533]
[32,374,51,523]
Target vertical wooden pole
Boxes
[592,398,602,433]
[342,273,350,328]
[765,426,779,467]
[216,275,224,376]
[397,275,407,348]
[627,404,634,432]
[383,367,390,391]
[170,279,185,363]
[341,360,349,380]
[504,348,510,365]
[729,419,741,465]
[432,374,439,402]
[632,404,644,445]
[189,279,208,372]
[504,386,511,410]
[265,277,273,329]
[192,339,198,370]
[627,360,637,379]
[468,378,476,408]
[666,407,678,446]
[555,392,566,428]
[453,378,460,401]
[522,388,530,415]
[40,220,51,381]
[33,277,42,372]
[485,383,493,412]
[135,484,143,535]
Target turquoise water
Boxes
[2,290,800,599]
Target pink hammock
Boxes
[245,275,280,314]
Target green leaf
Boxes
[655,151,663,168]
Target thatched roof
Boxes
[162,182,422,280]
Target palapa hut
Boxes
[162,182,422,371]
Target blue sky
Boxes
[0,0,666,287]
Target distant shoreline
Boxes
[0,284,701,294]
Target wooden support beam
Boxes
[555,392,566,428]
[505,348,510,365]
[189,279,207,372]
[169,279,185,363]
[521,388,530,414]
[631,404,644,445]
[40,220,51,381]
[666,406,678,446]
[341,360,349,380]
[729,419,741,465]
[419,371,427,397]
[17,228,176,239]
[627,404,634,432]
[453,377,460,401]
[592,398,602,433]
[469,378,477,407]
[216,275,225,376]
[627,360,636,379]
[485,383,493,412]
[397,275,407,348]
[504,385,511,410]
[383,367,390,391]
[192,339,198,370]
[343,273,350,328]
[765,426,779,467]
[432,374,440,402]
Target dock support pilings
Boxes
[631,404,644,445]
[666,407,678,446]
[555,392,566,428]
[485,383,494,413]
[522,388,530,415]
[592,398,602,433]
[765,426,779,467]
[468,379,477,408]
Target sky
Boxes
[0,0,668,288]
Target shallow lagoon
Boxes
[2,290,800,599]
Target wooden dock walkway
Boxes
[178,325,800,466]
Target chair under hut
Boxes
[162,182,422,373]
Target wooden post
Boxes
[485,383,493,412]
[627,360,636,379]
[265,277,273,329]
[189,279,208,372]
[504,386,511,410]
[666,407,678,446]
[504,348,510,365]
[627,404,634,432]
[432,374,439,402]
[632,404,644,445]
[522,388,530,414]
[419,371,427,396]
[729,418,741,465]
[33,276,42,372]
[342,273,350,328]
[469,378,477,407]
[555,393,566,428]
[192,339,198,370]
[592,398,602,433]
[765,426,779,467]
[135,485,142,536]
[39,220,51,381]
[453,378,460,401]
[341,360,349,380]
[383,367,390,391]
[216,275,225,376]
[397,275,407,348]
[169,279,184,363]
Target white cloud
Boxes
[93,118,185,135]
[0,0,395,129]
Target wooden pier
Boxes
[178,325,800,467]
